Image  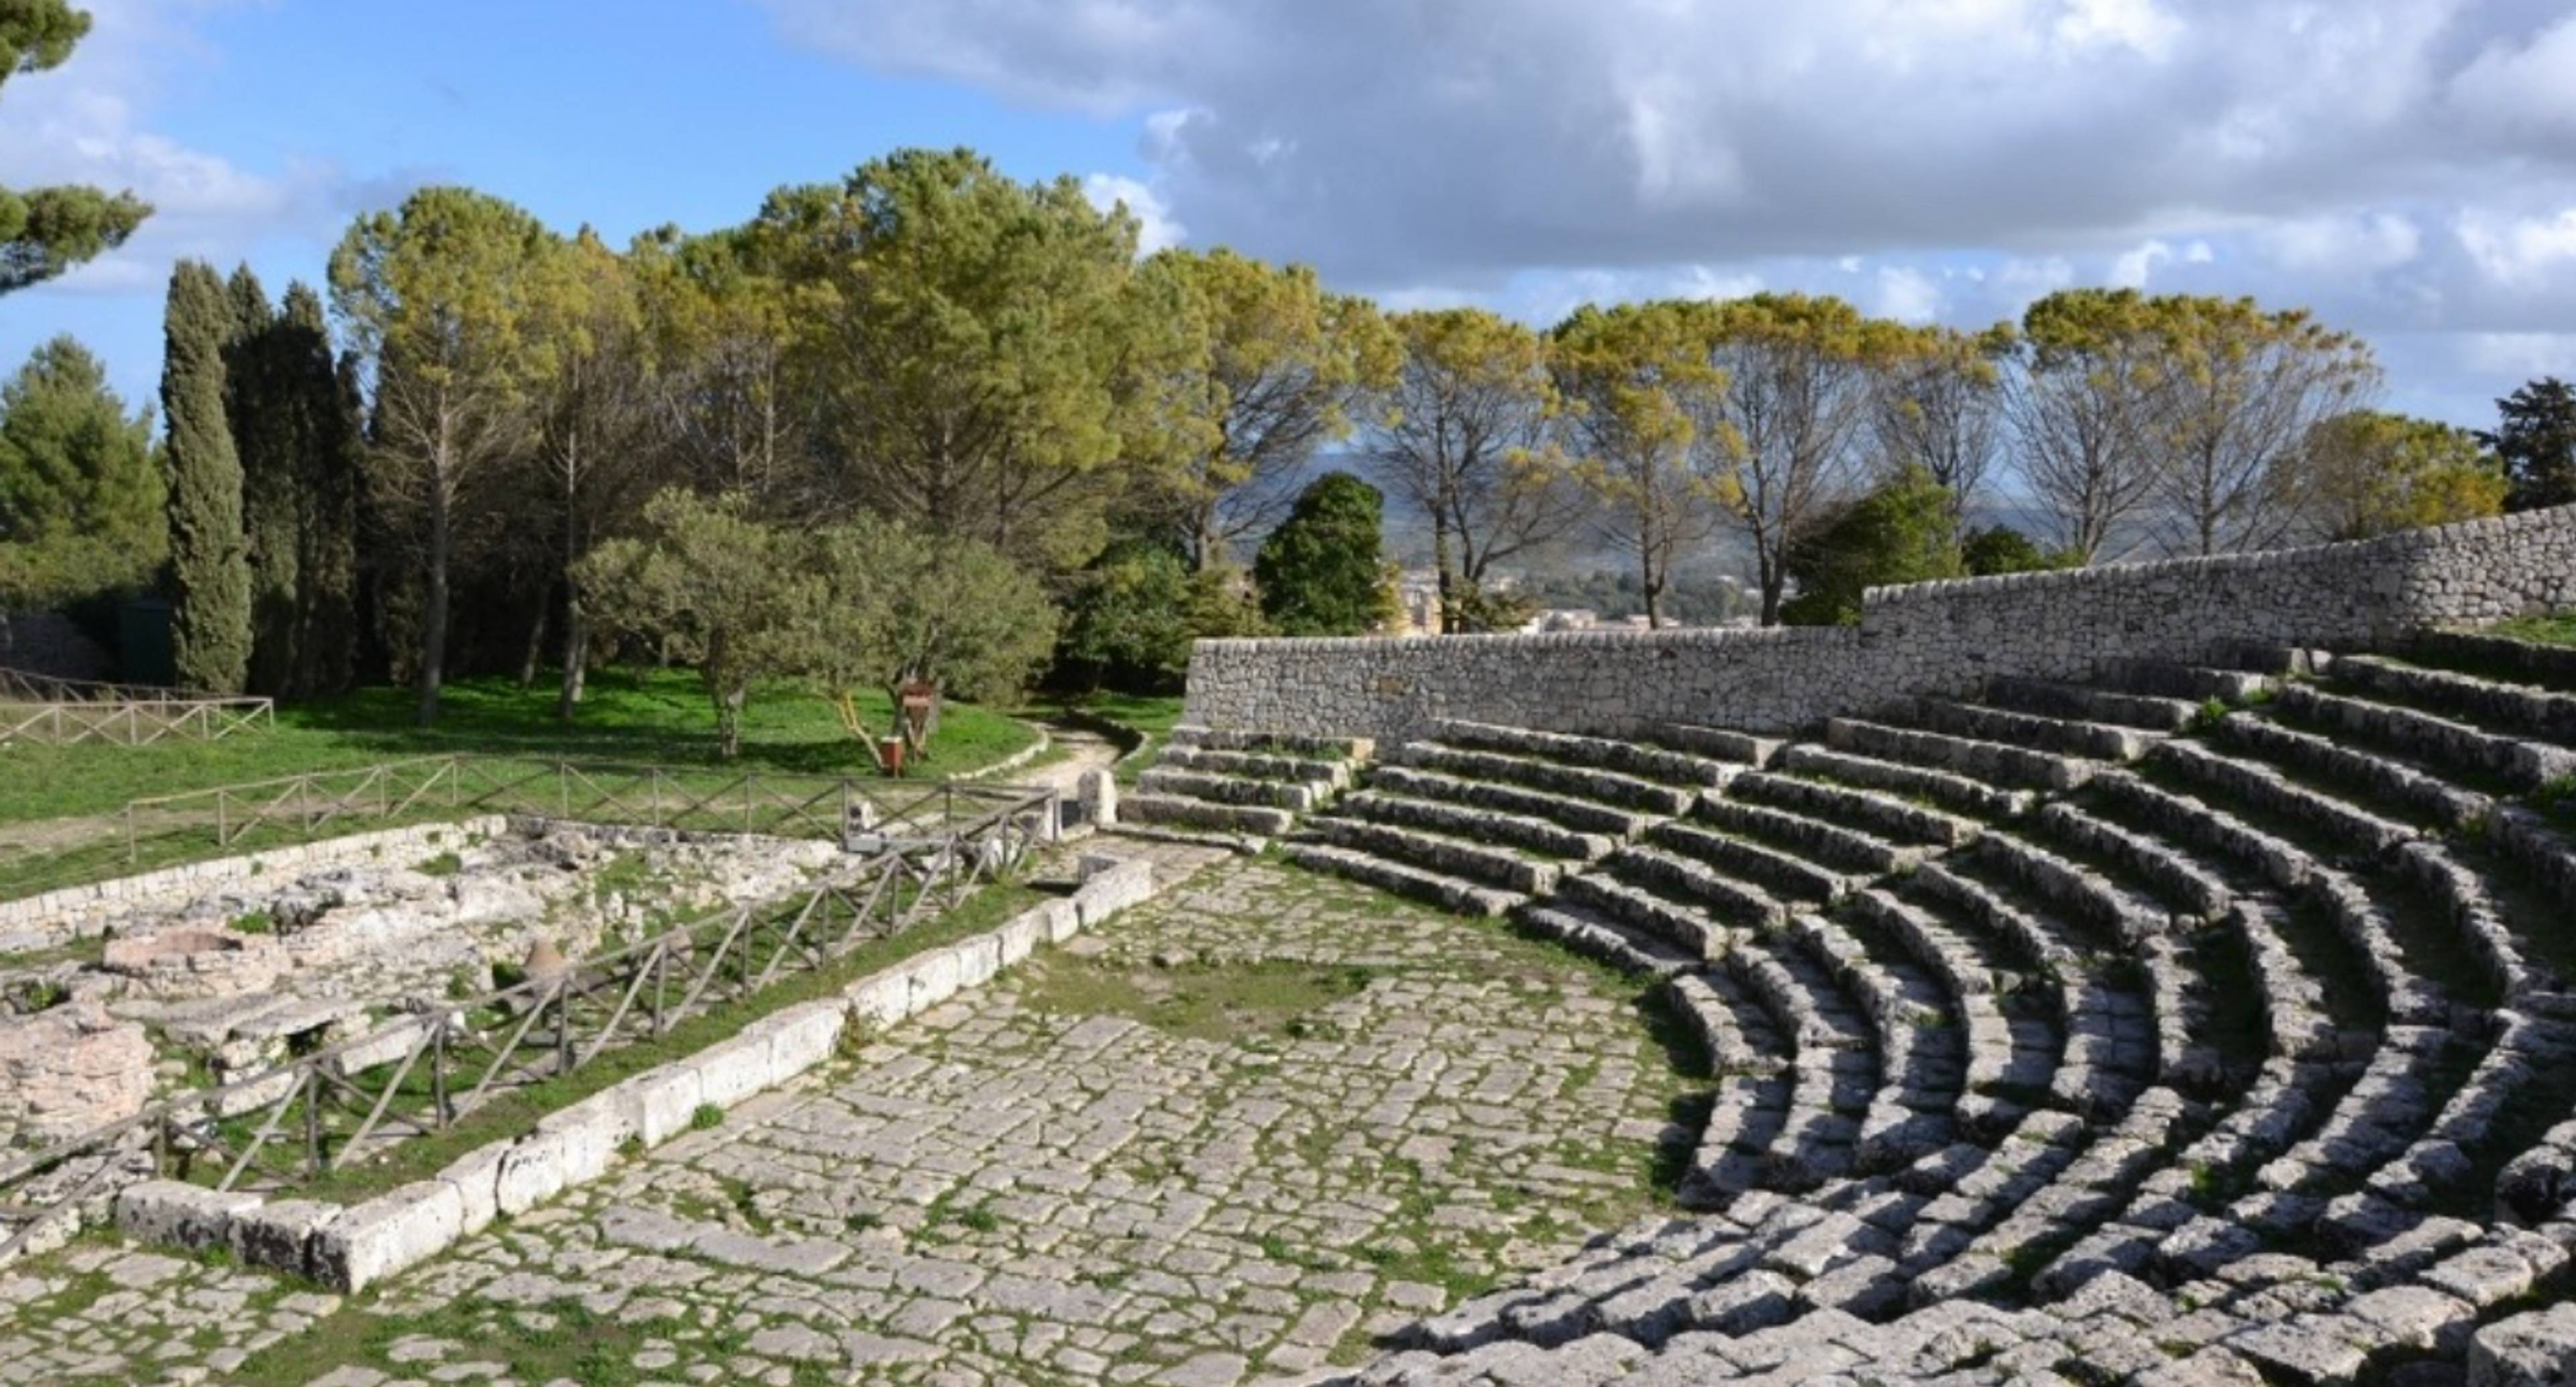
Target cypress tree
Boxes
[285,283,360,696]
[1254,471,1390,636]
[161,259,252,692]
[226,264,304,694]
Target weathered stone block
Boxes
[114,1179,259,1254]
[612,1063,705,1148]
[842,966,912,1029]
[311,1180,462,1292]
[227,1198,341,1280]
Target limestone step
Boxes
[1122,794,1295,836]
[1905,698,2164,763]
[1556,867,1733,956]
[2406,629,2576,693]
[1601,842,1794,932]
[2275,683,2576,791]
[1982,676,2200,733]
[1296,816,1562,895]
[1283,843,1524,918]
[2092,657,2278,705]
[1688,796,1919,877]
[1776,743,2035,821]
[1971,828,2174,947]
[1646,818,1851,904]
[2033,800,2234,920]
[1825,718,2092,793]
[1157,744,1352,789]
[2145,739,2420,860]
[1135,767,1320,811]
[1515,902,1701,978]
[2333,654,2576,746]
[1431,719,1737,788]
[1168,724,1373,761]
[1394,744,1697,815]
[1654,724,1786,768]
[1335,790,1615,862]
[2210,712,2495,833]
[1362,764,1652,839]
[1725,772,1981,849]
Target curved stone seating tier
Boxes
[1725,771,1982,851]
[1391,742,1698,815]
[2093,655,2282,705]
[2143,738,2423,861]
[2274,682,2576,791]
[1121,723,1373,842]
[1901,862,2155,1118]
[1363,763,1653,838]
[1966,828,2174,948]
[1776,741,2037,820]
[2210,711,2497,833]
[1980,675,2202,733]
[2408,628,2576,693]
[1237,636,2576,1384]
[1332,787,1617,861]
[2331,655,2576,748]
[1900,696,2172,763]
[1430,718,1740,789]
[1154,743,1354,788]
[1646,818,1852,905]
[1824,715,2096,792]
[1294,816,1565,895]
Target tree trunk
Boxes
[1757,551,1786,628]
[556,604,588,722]
[415,476,449,728]
[717,682,744,760]
[517,589,549,687]
[1432,524,1457,634]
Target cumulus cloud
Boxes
[758,0,2576,422]
[0,0,409,294]
[1081,173,1185,256]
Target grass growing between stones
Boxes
[1016,952,1379,1044]
[222,1293,818,1387]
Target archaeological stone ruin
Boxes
[5,503,2576,1386]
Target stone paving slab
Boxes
[0,852,1699,1387]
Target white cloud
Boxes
[2109,239,2173,289]
[2449,13,2576,143]
[1081,173,1185,255]
[1872,265,1943,323]
[2455,208,2576,288]
[0,0,407,293]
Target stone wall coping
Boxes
[1181,502,2576,743]
[109,850,1169,1292]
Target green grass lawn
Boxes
[2490,611,2576,649]
[0,667,1039,828]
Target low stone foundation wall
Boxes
[110,851,1163,1291]
[0,818,513,941]
[1183,504,2576,743]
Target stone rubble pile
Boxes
[0,821,841,1148]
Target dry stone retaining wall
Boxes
[1184,503,2576,742]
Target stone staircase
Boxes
[1120,725,1372,843]
[1254,629,2576,1386]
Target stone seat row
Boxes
[1262,632,2576,1385]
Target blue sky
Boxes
[8,0,2576,430]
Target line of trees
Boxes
[11,138,2575,732]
